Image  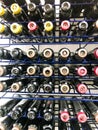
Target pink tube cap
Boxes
[77,66,87,77]
[61,20,70,31]
[94,49,98,59]
[77,112,87,123]
[93,66,98,76]
[28,21,38,32]
[60,111,69,122]
[77,83,88,94]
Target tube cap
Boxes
[0,6,5,16]
[27,66,36,75]
[11,3,22,15]
[94,113,98,123]
[79,21,88,31]
[44,21,53,32]
[0,66,6,76]
[0,123,6,130]
[59,66,69,76]
[11,83,21,92]
[44,84,52,93]
[11,48,22,59]
[44,112,52,121]
[60,111,69,122]
[43,66,53,77]
[94,48,98,59]
[12,124,22,130]
[28,125,37,130]
[44,4,53,13]
[27,83,35,93]
[77,83,88,94]
[77,112,87,123]
[93,66,98,76]
[28,21,38,32]
[27,48,36,59]
[27,111,36,120]
[0,82,7,91]
[61,20,70,31]
[77,66,87,77]
[0,23,5,33]
[43,48,53,59]
[77,48,87,59]
[0,83,4,91]
[95,20,98,29]
[27,3,36,12]
[61,2,71,11]
[60,84,69,93]
[11,67,20,75]
[10,23,22,34]
[11,110,20,120]
[59,48,70,59]
[43,124,52,130]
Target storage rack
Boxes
[0,0,98,129]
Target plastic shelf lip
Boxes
[0,35,98,39]
[1,42,98,46]
[0,96,98,102]
[0,60,98,64]
[0,92,98,97]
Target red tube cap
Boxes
[61,20,70,31]
[93,66,98,76]
[77,83,88,94]
[94,48,98,59]
[28,21,38,32]
[60,111,69,122]
[77,112,87,123]
[77,66,87,77]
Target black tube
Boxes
[70,120,80,130]
[71,79,88,94]
[43,4,54,20]
[42,78,53,93]
[60,1,72,20]
[72,100,87,123]
[27,100,41,120]
[0,65,12,76]
[81,122,92,130]
[27,79,39,93]
[42,99,54,122]
[0,116,15,130]
[60,100,70,122]
[0,78,15,91]
[0,99,20,117]
[10,48,27,60]
[10,98,30,120]
[0,48,11,59]
[12,117,28,130]
[83,101,98,122]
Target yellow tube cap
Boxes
[0,6,5,16]
[0,23,5,33]
[10,23,22,34]
[44,21,53,32]
[11,3,22,15]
